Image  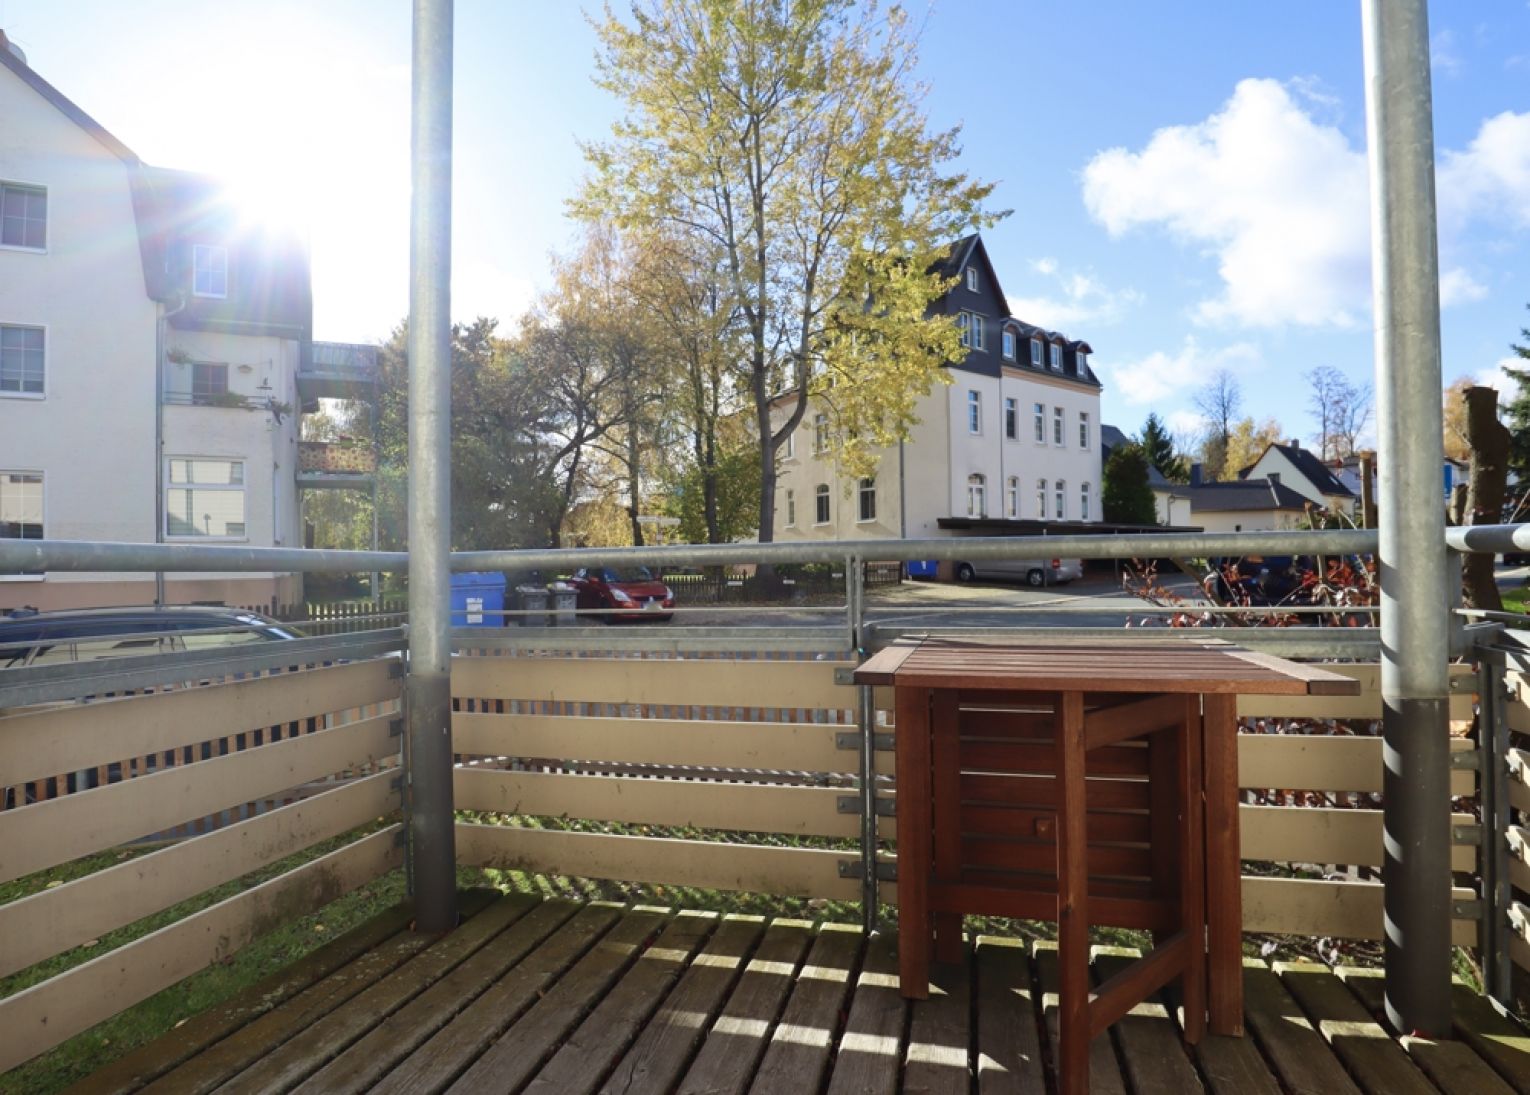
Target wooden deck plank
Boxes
[1240,958,1362,1095]
[369,903,622,1095]
[825,931,904,1095]
[1033,942,1126,1095]
[598,917,767,1095]
[974,936,1046,1095]
[216,891,536,1094]
[1274,961,1437,1095]
[1338,968,1516,1095]
[442,908,668,1094]
[137,892,501,1095]
[1176,962,1280,1095]
[1092,949,1203,1095]
[905,955,974,1095]
[291,897,580,1094]
[1446,981,1530,1093]
[750,922,864,1095]
[675,919,815,1095]
[523,911,719,1095]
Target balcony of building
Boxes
[297,341,381,404]
[296,439,378,489]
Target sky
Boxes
[3,0,1528,452]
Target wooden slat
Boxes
[677,919,814,1095]
[0,659,401,786]
[442,909,667,1094]
[1240,959,1363,1095]
[0,827,401,1074]
[974,936,1046,1095]
[453,711,877,774]
[716,922,861,1095]
[1510,750,1530,815]
[522,911,717,1095]
[369,903,621,1095]
[455,822,861,902]
[1238,733,1475,795]
[451,656,856,711]
[1239,804,1477,870]
[1084,695,1186,751]
[1090,948,1203,1095]
[0,771,399,977]
[0,714,398,883]
[1237,663,1473,720]
[904,955,974,1095]
[598,916,765,1095]
[1241,876,1479,943]
[454,767,878,840]
[826,932,904,1095]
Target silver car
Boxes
[952,556,1084,587]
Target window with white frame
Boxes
[1004,397,1017,440]
[1036,478,1047,517]
[1055,479,1066,520]
[966,266,978,292]
[1006,476,1019,519]
[1079,411,1090,450]
[1077,351,1089,373]
[1030,337,1042,366]
[1033,402,1045,443]
[0,471,43,579]
[966,474,986,518]
[1080,482,1091,521]
[1002,329,1015,360]
[813,412,829,454]
[1,183,46,250]
[782,431,794,460]
[858,477,876,522]
[0,325,44,396]
[959,312,984,351]
[814,483,830,524]
[785,488,796,527]
[192,363,229,403]
[1053,406,1064,445]
[967,390,982,435]
[192,244,228,298]
[1049,343,1063,371]
[165,457,246,539]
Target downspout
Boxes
[154,291,188,605]
[898,439,907,540]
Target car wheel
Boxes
[955,563,976,583]
[1027,569,1046,588]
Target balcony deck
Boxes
[70,888,1527,1095]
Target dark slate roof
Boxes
[1185,479,1312,513]
[1242,442,1355,497]
[1100,424,1130,453]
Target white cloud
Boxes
[1440,267,1489,307]
[1103,336,1262,406]
[1165,409,1208,439]
[1439,110,1530,230]
[1007,265,1141,332]
[1432,29,1464,77]
[1031,257,1058,276]
[1478,355,1525,393]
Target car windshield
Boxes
[601,566,655,583]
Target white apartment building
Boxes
[774,234,1103,548]
[0,33,372,611]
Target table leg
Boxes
[896,685,933,998]
[1202,692,1243,1035]
[1180,696,1207,1043]
[931,690,963,964]
[1057,690,1090,1095]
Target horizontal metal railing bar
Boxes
[0,540,407,574]
[0,629,406,709]
[451,625,852,655]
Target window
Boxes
[1079,411,1090,450]
[1036,478,1047,517]
[165,458,246,539]
[966,267,978,292]
[967,390,982,435]
[1055,480,1066,520]
[1006,476,1019,519]
[1002,329,1016,360]
[966,474,986,518]
[1030,337,1042,366]
[814,484,830,525]
[192,363,229,403]
[858,477,876,522]
[1,325,45,396]
[192,244,228,298]
[1050,343,1063,371]
[785,489,796,527]
[958,311,984,351]
[813,413,829,454]
[0,471,43,579]
[1033,402,1045,443]
[1004,397,1017,440]
[1077,351,1089,373]
[1,183,46,249]
[1053,406,1064,445]
[782,431,794,460]
[1080,482,1091,521]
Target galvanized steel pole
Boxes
[1362,0,1452,1035]
[406,0,458,933]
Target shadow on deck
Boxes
[71,889,1530,1095]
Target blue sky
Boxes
[3,0,1528,451]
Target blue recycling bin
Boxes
[906,560,938,579]
[450,571,507,628]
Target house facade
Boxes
[0,33,371,611]
[1239,440,1355,515]
[773,235,1104,546]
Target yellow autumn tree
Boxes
[1221,417,1286,481]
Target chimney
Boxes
[1287,438,1300,449]
[1189,462,1203,487]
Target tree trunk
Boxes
[1462,386,1509,612]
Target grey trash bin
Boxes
[550,582,578,626]
[516,585,548,628]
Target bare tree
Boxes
[1306,365,1372,460]
[1193,369,1242,481]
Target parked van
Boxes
[952,556,1084,587]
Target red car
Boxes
[569,566,675,623]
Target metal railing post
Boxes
[846,554,879,930]
[405,0,457,933]
[1478,654,1513,1008]
[1362,0,1453,1035]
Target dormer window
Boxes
[958,311,984,351]
[966,267,978,292]
[1077,351,1088,373]
[192,244,228,298]
[1049,343,1062,371]
[1030,337,1042,366]
[1002,329,1016,360]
